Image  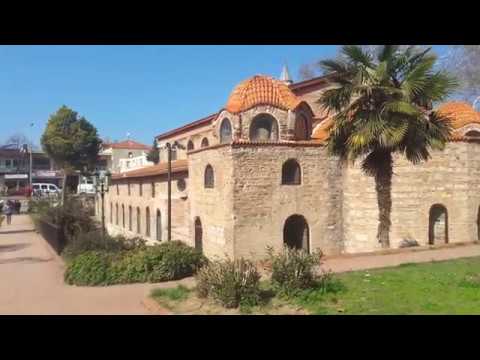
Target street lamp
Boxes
[94,169,112,240]
[157,140,185,241]
[20,143,32,194]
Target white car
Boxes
[32,183,61,196]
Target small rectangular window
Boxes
[116,184,119,195]
[151,182,155,198]
[128,182,131,196]
[139,182,143,196]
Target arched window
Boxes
[465,130,480,137]
[128,206,132,231]
[429,204,448,245]
[201,137,209,148]
[116,184,119,195]
[249,114,279,141]
[128,152,133,158]
[284,215,309,252]
[146,207,151,237]
[110,202,113,223]
[187,140,194,151]
[294,113,309,140]
[220,118,232,144]
[177,178,186,191]
[282,159,301,185]
[115,204,119,225]
[122,204,125,228]
[204,165,214,188]
[151,182,155,198]
[171,148,177,161]
[139,182,143,196]
[137,207,141,234]
[194,217,203,252]
[128,182,131,196]
[156,210,162,241]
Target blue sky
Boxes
[0,45,449,147]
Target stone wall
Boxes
[188,145,235,259]
[103,171,190,245]
[230,144,344,260]
[343,142,480,253]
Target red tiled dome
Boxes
[225,75,302,114]
[436,101,480,129]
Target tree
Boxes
[442,45,480,102]
[3,133,34,149]
[41,105,102,202]
[147,138,160,164]
[298,45,431,81]
[318,45,457,248]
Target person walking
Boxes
[4,200,13,225]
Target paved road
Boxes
[0,215,192,315]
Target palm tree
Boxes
[319,45,457,248]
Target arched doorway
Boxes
[477,206,480,242]
[283,215,309,252]
[194,217,203,252]
[429,204,448,245]
[156,210,162,241]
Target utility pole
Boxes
[159,141,184,241]
[167,142,172,241]
[94,170,111,241]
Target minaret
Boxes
[280,63,293,85]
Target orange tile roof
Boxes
[155,113,218,140]
[311,117,334,142]
[225,75,302,114]
[436,101,480,129]
[112,159,188,180]
[104,140,150,151]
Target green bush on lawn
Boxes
[64,241,207,286]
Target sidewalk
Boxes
[322,242,480,273]
[0,215,192,315]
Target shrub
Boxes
[266,246,323,297]
[64,251,112,286]
[64,241,206,286]
[151,285,191,301]
[195,258,261,308]
[62,230,146,260]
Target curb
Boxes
[141,298,173,315]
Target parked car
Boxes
[32,183,62,196]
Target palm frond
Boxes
[341,45,373,68]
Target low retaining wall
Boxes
[35,218,66,255]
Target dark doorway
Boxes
[429,204,448,245]
[283,215,309,251]
[156,210,162,241]
[194,217,203,252]
[477,206,480,242]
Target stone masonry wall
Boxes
[231,145,344,260]
[103,171,190,245]
[343,142,480,253]
[188,146,235,259]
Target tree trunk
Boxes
[61,169,68,205]
[375,152,393,248]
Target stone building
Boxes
[101,70,480,260]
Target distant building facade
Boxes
[98,140,151,174]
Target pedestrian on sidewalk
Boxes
[4,200,13,225]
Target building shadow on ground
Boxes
[0,229,36,235]
[0,257,52,265]
[0,243,31,253]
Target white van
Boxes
[77,177,96,194]
[32,183,61,196]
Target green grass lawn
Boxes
[294,257,480,315]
